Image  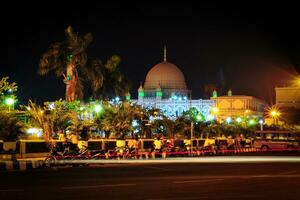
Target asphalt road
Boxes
[1,162,300,200]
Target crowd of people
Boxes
[49,129,254,158]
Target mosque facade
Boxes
[132,47,216,119]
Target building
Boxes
[275,86,300,109]
[132,47,215,119]
[132,47,267,121]
[211,91,268,121]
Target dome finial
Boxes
[163,45,167,62]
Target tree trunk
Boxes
[65,63,77,102]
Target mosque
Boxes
[132,47,215,119]
[131,47,268,121]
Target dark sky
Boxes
[1,2,300,105]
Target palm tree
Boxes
[95,101,146,138]
[84,56,131,99]
[25,100,78,140]
[39,26,93,101]
[0,111,24,141]
[24,101,51,140]
[0,76,18,111]
[173,116,191,138]
[152,117,175,138]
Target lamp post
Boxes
[5,97,15,112]
[190,120,194,151]
[259,119,264,131]
[211,106,219,122]
[93,104,103,118]
[188,90,194,152]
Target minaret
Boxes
[212,90,218,98]
[163,45,167,62]
[227,89,232,96]
[156,83,162,101]
[125,91,131,101]
[138,83,144,102]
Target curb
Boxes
[0,160,45,171]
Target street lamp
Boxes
[236,117,242,123]
[5,97,15,112]
[226,117,232,123]
[211,106,219,121]
[269,108,280,126]
[94,104,103,113]
[248,119,255,126]
[293,77,300,87]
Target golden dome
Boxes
[144,61,188,90]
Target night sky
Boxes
[1,2,300,105]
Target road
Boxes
[1,160,300,200]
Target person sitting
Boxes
[127,137,136,152]
[153,136,162,152]
[68,132,79,154]
[58,129,66,142]
[184,137,191,152]
[116,136,126,157]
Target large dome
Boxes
[144,61,188,90]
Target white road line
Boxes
[173,179,224,184]
[147,197,208,200]
[0,189,24,192]
[61,183,136,190]
[277,170,298,175]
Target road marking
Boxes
[226,194,264,198]
[173,179,224,184]
[61,183,136,190]
[277,170,298,175]
[147,197,208,200]
[160,173,300,180]
[0,189,24,192]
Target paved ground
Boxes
[1,160,300,200]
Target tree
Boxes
[25,100,79,140]
[84,56,131,99]
[95,101,147,138]
[39,26,93,101]
[0,112,24,141]
[0,77,17,111]
[152,117,174,138]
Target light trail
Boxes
[47,156,300,165]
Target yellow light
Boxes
[211,107,219,115]
[269,108,280,118]
[297,78,300,86]
[292,77,300,87]
[271,110,277,117]
[270,110,280,117]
